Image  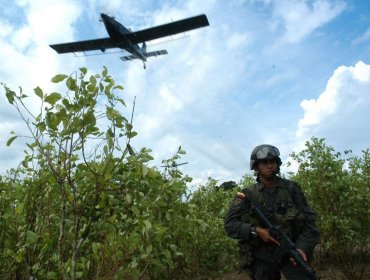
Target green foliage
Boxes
[289,137,370,279]
[184,178,239,276]
[0,67,239,279]
[2,69,369,279]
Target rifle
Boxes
[251,204,320,279]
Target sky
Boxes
[1,0,370,186]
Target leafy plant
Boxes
[2,69,369,279]
[289,137,370,279]
[0,67,239,279]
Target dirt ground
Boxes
[217,263,370,280]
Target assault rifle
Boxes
[251,204,320,280]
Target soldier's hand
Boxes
[290,249,307,267]
[297,248,307,261]
[256,227,279,246]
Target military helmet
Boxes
[250,144,282,170]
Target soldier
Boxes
[224,144,320,280]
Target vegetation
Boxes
[1,68,369,279]
[289,137,370,279]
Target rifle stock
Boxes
[252,205,320,280]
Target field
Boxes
[218,261,370,280]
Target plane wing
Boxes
[50,38,117,54]
[126,14,209,44]
[50,14,209,54]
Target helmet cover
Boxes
[250,144,281,170]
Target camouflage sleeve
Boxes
[224,190,253,241]
[292,183,320,253]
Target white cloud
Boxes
[0,21,14,38]
[0,1,82,87]
[295,61,370,153]
[226,32,251,50]
[0,1,84,172]
[272,0,347,43]
[158,85,183,111]
[1,0,370,186]
[27,3,81,43]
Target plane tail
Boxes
[145,49,168,58]
[120,49,168,62]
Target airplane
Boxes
[50,13,209,69]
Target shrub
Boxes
[289,137,370,279]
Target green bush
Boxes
[183,178,239,276]
[1,68,369,279]
[0,68,237,279]
[289,137,370,279]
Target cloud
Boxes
[1,0,369,186]
[0,1,82,88]
[0,1,83,172]
[272,0,347,43]
[352,26,370,45]
[295,61,370,153]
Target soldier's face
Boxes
[255,159,278,179]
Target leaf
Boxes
[34,86,44,99]
[116,97,126,106]
[22,159,28,168]
[106,133,114,149]
[5,89,15,104]
[165,212,171,221]
[62,99,71,110]
[141,165,149,177]
[85,126,99,135]
[127,144,136,156]
[87,84,96,92]
[90,75,97,86]
[92,242,101,254]
[143,220,152,230]
[103,145,108,155]
[36,122,46,132]
[127,131,138,139]
[26,230,38,245]
[51,74,68,83]
[47,272,58,279]
[66,77,77,91]
[124,194,132,205]
[146,244,153,255]
[15,248,25,263]
[83,110,96,126]
[44,92,62,105]
[6,136,17,146]
[169,244,177,252]
[79,67,87,75]
[102,66,108,77]
[45,112,61,130]
[26,142,37,150]
[106,107,121,120]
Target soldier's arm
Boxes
[224,191,253,241]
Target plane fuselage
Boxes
[49,13,209,69]
[100,14,146,61]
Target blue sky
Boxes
[1,0,370,185]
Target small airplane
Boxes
[50,13,209,69]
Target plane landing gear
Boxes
[143,62,146,69]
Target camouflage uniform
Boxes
[224,177,320,280]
